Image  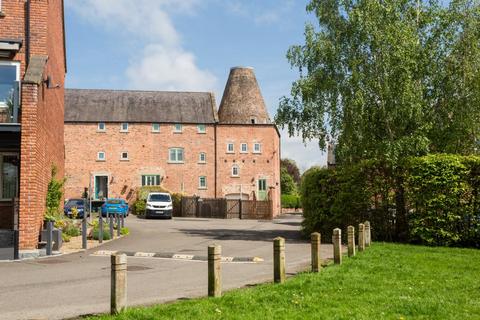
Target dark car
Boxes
[101,198,129,217]
[64,199,88,219]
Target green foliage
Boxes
[62,233,71,243]
[62,222,81,237]
[281,158,301,185]
[301,155,480,246]
[132,199,146,215]
[137,186,170,201]
[280,167,297,195]
[276,0,480,164]
[281,194,301,209]
[120,227,130,236]
[171,192,182,216]
[405,155,480,247]
[92,228,111,241]
[85,244,480,320]
[45,166,66,220]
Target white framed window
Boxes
[253,143,262,154]
[120,151,129,161]
[152,123,160,133]
[240,143,248,153]
[97,151,106,161]
[198,152,206,163]
[174,124,183,133]
[231,165,240,177]
[169,148,184,163]
[197,124,206,133]
[142,175,161,186]
[227,143,234,153]
[120,122,129,132]
[199,176,207,189]
[97,122,106,132]
[250,118,257,124]
[0,61,20,109]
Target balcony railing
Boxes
[0,81,20,124]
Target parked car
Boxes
[146,193,173,219]
[101,198,129,217]
[64,198,88,219]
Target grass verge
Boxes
[87,243,480,319]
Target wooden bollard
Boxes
[358,223,366,252]
[332,228,342,264]
[273,237,286,283]
[208,245,222,297]
[365,221,371,247]
[311,233,321,272]
[111,253,127,314]
[347,226,356,257]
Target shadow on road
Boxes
[177,228,308,243]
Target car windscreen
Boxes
[107,200,122,204]
[148,194,171,202]
[67,200,84,206]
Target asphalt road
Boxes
[0,214,334,320]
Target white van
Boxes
[145,192,173,219]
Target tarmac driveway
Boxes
[0,214,333,320]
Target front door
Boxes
[94,175,108,200]
[258,179,267,201]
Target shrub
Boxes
[281,167,297,195]
[62,233,71,243]
[92,228,111,241]
[281,195,301,208]
[137,186,170,201]
[171,192,183,216]
[45,165,66,220]
[133,199,146,215]
[120,227,130,236]
[63,222,80,237]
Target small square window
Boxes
[253,143,262,154]
[199,152,206,163]
[227,143,234,153]
[97,152,106,161]
[251,118,257,124]
[240,143,248,153]
[120,152,129,161]
[152,123,160,132]
[199,176,207,189]
[97,123,106,132]
[231,165,239,177]
[197,124,206,133]
[174,124,183,133]
[120,123,129,132]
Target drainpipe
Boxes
[214,123,217,198]
[25,0,31,66]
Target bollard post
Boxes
[111,253,127,314]
[117,214,121,237]
[208,245,222,297]
[311,232,321,272]
[46,221,53,256]
[332,228,342,264]
[273,237,286,283]
[109,215,114,239]
[347,226,356,257]
[99,216,103,244]
[121,214,125,228]
[358,223,366,252]
[365,221,371,247]
[82,218,87,249]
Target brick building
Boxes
[64,67,281,215]
[0,0,66,256]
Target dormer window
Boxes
[120,122,129,132]
[97,122,106,132]
[250,118,257,124]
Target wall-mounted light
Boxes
[44,75,61,89]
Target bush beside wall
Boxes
[301,155,480,247]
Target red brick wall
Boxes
[1,0,66,249]
[216,125,281,216]
[64,123,216,201]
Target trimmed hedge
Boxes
[281,194,301,208]
[301,155,480,247]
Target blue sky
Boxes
[64,0,326,171]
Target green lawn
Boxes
[88,243,480,319]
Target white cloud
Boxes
[66,0,216,91]
[280,129,327,172]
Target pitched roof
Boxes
[65,89,218,123]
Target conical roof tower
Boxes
[218,67,271,124]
